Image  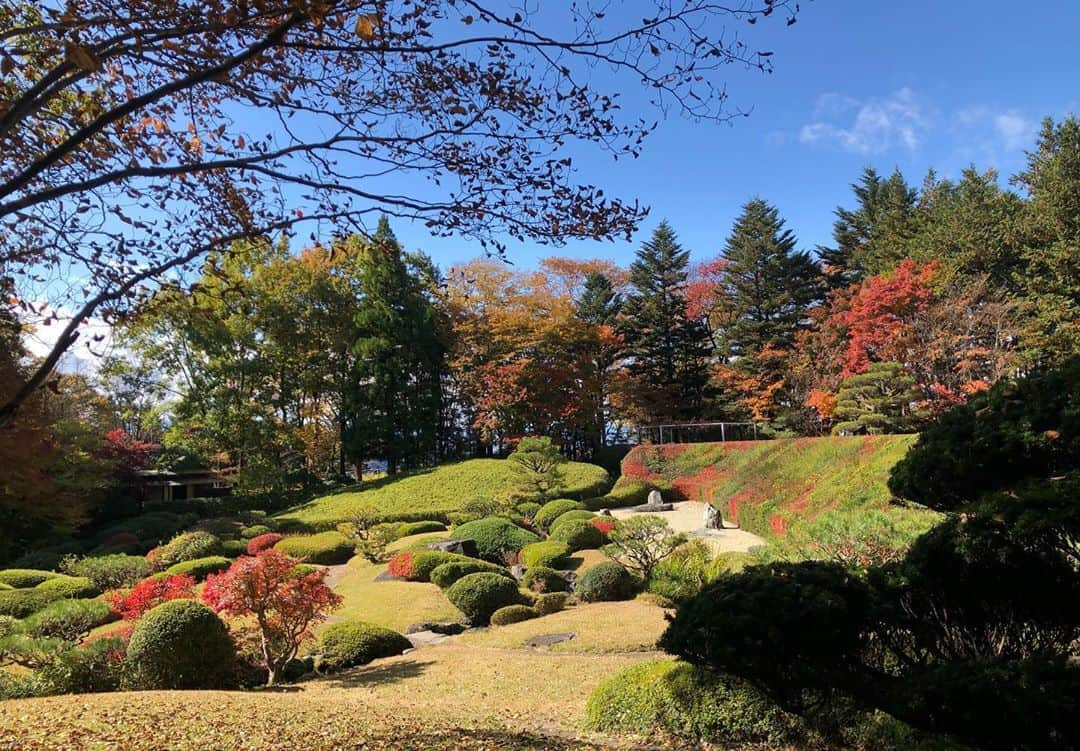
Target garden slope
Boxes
[622,435,925,539]
[277,458,611,530]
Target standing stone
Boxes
[646,489,663,507]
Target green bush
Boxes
[0,569,61,589]
[448,517,540,562]
[18,598,115,641]
[534,499,586,531]
[221,539,248,557]
[550,509,596,529]
[706,552,755,580]
[0,582,11,591]
[151,531,222,570]
[39,637,126,695]
[0,588,60,618]
[548,519,603,551]
[63,554,149,591]
[584,659,806,746]
[164,556,232,580]
[429,560,511,589]
[649,540,713,605]
[124,600,236,690]
[534,592,569,615]
[273,531,354,565]
[395,521,447,538]
[521,566,567,593]
[490,604,537,626]
[239,524,272,539]
[584,479,653,510]
[445,572,523,625]
[574,562,638,602]
[407,551,474,582]
[515,502,542,520]
[520,541,571,569]
[35,576,99,599]
[318,621,411,671]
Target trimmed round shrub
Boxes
[520,541,571,569]
[64,554,149,591]
[575,562,638,602]
[0,582,11,591]
[150,531,222,570]
[273,532,354,565]
[584,660,805,746]
[550,509,596,529]
[548,519,603,552]
[448,517,540,562]
[445,572,523,625]
[395,521,447,538]
[516,502,542,520]
[35,575,99,599]
[289,563,320,578]
[534,592,570,615]
[19,598,116,641]
[247,532,284,555]
[0,588,60,618]
[221,539,247,557]
[0,569,61,589]
[429,560,511,589]
[125,600,236,690]
[534,499,586,531]
[521,566,567,594]
[319,621,411,671]
[164,556,231,580]
[239,524,272,539]
[406,551,473,582]
[490,604,538,626]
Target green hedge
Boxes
[520,541,571,569]
[445,572,523,625]
[429,560,511,589]
[150,531,222,570]
[490,604,537,626]
[35,576,99,599]
[239,525,272,539]
[548,519,603,552]
[0,588,61,618]
[0,569,61,589]
[64,554,149,591]
[583,479,653,510]
[395,521,447,538]
[521,566,567,594]
[273,532,354,565]
[534,592,569,615]
[584,660,806,746]
[319,621,411,671]
[534,500,586,531]
[550,509,596,529]
[18,598,115,641]
[574,562,638,603]
[407,551,474,582]
[448,517,540,562]
[124,600,236,690]
[164,556,232,580]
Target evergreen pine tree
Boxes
[576,272,622,326]
[575,271,623,451]
[831,362,922,435]
[619,221,713,424]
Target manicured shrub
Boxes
[516,502,542,520]
[289,564,320,578]
[448,517,540,562]
[429,560,511,589]
[0,582,10,590]
[239,524,272,539]
[107,574,196,620]
[705,552,754,580]
[550,509,595,529]
[221,539,247,557]
[19,598,116,641]
[247,532,284,555]
[273,532,354,565]
[548,519,604,551]
[395,520,447,538]
[164,556,232,580]
[520,541,571,569]
[584,660,805,746]
[149,531,222,571]
[387,551,414,578]
[39,637,126,695]
[125,600,236,690]
[445,572,523,625]
[490,604,537,626]
[649,540,713,605]
[35,575,99,599]
[534,592,569,615]
[534,499,586,531]
[521,566,567,594]
[574,562,638,602]
[318,621,411,671]
[0,588,59,618]
[63,554,150,591]
[0,569,61,589]
[405,551,472,581]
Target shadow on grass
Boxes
[321,657,435,688]
[405,728,603,750]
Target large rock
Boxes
[524,632,576,647]
[404,621,466,636]
[427,539,478,558]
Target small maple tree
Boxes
[201,550,342,685]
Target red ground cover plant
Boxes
[387,552,414,579]
[246,532,284,555]
[590,518,616,536]
[202,550,342,685]
[769,515,787,536]
[107,574,197,620]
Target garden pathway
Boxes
[610,501,767,554]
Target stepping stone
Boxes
[524,632,576,647]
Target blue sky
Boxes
[387,0,1080,272]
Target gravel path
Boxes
[610,501,767,554]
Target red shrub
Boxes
[107,574,197,620]
[246,532,284,555]
[769,514,787,536]
[590,518,616,536]
[387,552,413,579]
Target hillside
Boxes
[277,458,611,530]
[618,435,935,539]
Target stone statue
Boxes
[703,502,722,530]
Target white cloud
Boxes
[798,87,928,154]
[20,306,115,377]
[993,111,1038,151]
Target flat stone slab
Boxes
[524,632,576,647]
[406,630,454,648]
[629,502,674,513]
[404,621,466,636]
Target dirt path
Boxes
[611,501,767,554]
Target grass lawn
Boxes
[276,458,611,530]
